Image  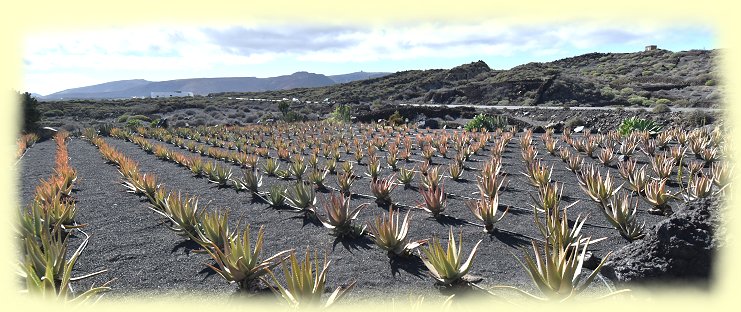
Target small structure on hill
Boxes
[151,91,194,98]
[645,45,658,51]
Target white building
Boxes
[151,91,194,98]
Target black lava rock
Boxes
[601,196,724,286]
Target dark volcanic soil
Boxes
[16,125,724,303]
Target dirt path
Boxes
[17,139,56,208]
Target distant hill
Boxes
[52,79,152,96]
[328,72,390,84]
[219,49,721,108]
[39,71,391,100]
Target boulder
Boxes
[601,196,724,286]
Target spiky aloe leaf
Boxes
[419,227,482,285]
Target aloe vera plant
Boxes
[196,208,235,250]
[602,192,645,241]
[20,228,111,302]
[205,225,293,290]
[285,182,317,213]
[267,250,355,308]
[371,174,397,206]
[418,183,447,219]
[317,192,370,238]
[397,166,415,186]
[466,194,508,233]
[367,208,426,257]
[233,168,262,195]
[419,227,482,286]
[503,236,616,301]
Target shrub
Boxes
[330,104,352,122]
[129,115,151,122]
[370,99,384,111]
[705,79,716,86]
[20,92,41,133]
[683,111,714,127]
[388,110,405,126]
[619,87,634,96]
[627,95,648,106]
[617,117,661,136]
[651,103,671,113]
[655,98,671,105]
[116,115,130,123]
[564,116,584,129]
[126,119,142,129]
[464,113,507,132]
[283,111,306,123]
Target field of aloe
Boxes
[16,120,730,305]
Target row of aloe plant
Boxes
[545,125,731,239]
[18,130,111,303]
[128,124,521,228]
[93,121,727,304]
[16,132,39,159]
[87,129,356,308]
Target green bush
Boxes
[129,115,151,122]
[116,114,130,123]
[20,92,41,133]
[627,95,649,106]
[683,111,714,127]
[283,111,306,123]
[651,103,671,113]
[388,110,405,126]
[655,98,671,105]
[126,118,142,129]
[618,117,662,136]
[705,79,716,86]
[564,116,584,129]
[370,99,384,111]
[464,114,507,131]
[331,104,352,122]
[673,99,691,107]
[600,87,617,100]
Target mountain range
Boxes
[216,49,720,108]
[39,71,390,100]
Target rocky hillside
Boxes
[220,49,722,108]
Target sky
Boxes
[22,21,716,96]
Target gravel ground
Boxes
[16,126,718,304]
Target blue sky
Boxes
[22,21,716,95]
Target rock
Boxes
[574,126,585,133]
[532,126,546,133]
[602,196,724,286]
[156,118,169,128]
[545,121,564,133]
[418,118,440,129]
